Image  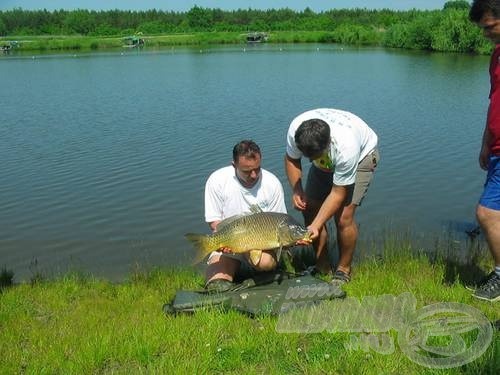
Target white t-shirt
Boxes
[286,108,378,186]
[205,166,287,223]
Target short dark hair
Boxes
[294,119,330,158]
[232,140,261,162]
[470,0,500,22]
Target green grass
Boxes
[0,246,498,374]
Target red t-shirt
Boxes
[488,44,500,155]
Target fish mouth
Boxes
[301,232,312,243]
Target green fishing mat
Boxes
[163,271,345,316]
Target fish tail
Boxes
[185,233,214,264]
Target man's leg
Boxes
[472,155,500,301]
[205,253,240,284]
[250,251,278,272]
[303,198,331,274]
[473,204,500,301]
[303,166,333,274]
[477,204,500,266]
[334,203,358,275]
[332,148,377,280]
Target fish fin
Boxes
[249,250,262,266]
[216,214,245,231]
[185,233,213,264]
[276,246,283,262]
[248,204,263,214]
[217,206,260,231]
[275,220,285,262]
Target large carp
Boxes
[185,211,311,264]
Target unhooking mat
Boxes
[163,271,346,316]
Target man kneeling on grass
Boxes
[203,140,287,292]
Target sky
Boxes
[0,1,451,12]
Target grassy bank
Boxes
[0,31,368,53]
[0,244,498,374]
[1,29,491,54]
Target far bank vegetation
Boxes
[0,1,492,54]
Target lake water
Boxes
[0,44,491,281]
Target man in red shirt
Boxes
[469,0,500,302]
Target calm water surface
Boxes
[0,44,490,280]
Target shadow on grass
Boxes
[354,222,493,289]
[0,266,14,291]
[432,235,492,287]
[442,258,489,287]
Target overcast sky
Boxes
[0,1,451,12]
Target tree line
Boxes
[0,1,492,54]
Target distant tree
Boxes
[443,1,471,10]
[137,21,165,34]
[407,15,437,50]
[186,6,213,30]
[0,17,6,36]
[63,10,96,34]
[90,23,119,36]
[433,8,492,53]
[302,7,315,16]
[384,23,411,48]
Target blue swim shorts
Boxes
[479,155,500,210]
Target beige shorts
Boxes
[305,148,379,206]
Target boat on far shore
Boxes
[1,40,19,53]
[122,35,145,48]
[246,32,268,43]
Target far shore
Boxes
[1,30,395,52]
